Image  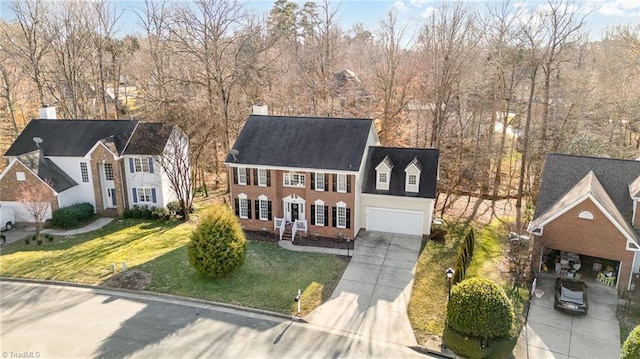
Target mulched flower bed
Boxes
[245,230,354,250]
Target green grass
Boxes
[409,218,528,355]
[408,222,467,341]
[139,241,347,314]
[0,218,348,315]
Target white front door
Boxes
[283,195,305,223]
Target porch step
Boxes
[100,208,119,218]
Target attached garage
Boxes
[366,207,423,236]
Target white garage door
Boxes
[366,207,423,236]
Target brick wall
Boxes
[533,199,635,291]
[89,145,125,217]
[230,167,357,239]
[0,161,58,214]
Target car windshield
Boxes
[560,282,584,304]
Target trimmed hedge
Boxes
[446,277,515,339]
[51,203,94,229]
[622,325,640,359]
[188,205,246,279]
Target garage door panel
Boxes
[366,207,422,236]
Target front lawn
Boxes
[0,219,348,315]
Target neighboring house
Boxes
[224,114,439,241]
[0,108,188,222]
[528,153,640,292]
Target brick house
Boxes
[0,107,188,223]
[528,153,640,292]
[225,114,439,241]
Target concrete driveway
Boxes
[304,230,421,346]
[515,275,621,358]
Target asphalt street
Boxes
[0,280,433,359]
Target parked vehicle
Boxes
[0,205,16,231]
[554,278,588,315]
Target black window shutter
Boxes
[347,175,351,193]
[324,206,329,226]
[332,206,337,227]
[346,208,351,229]
[234,198,239,216]
[311,205,316,225]
[253,168,258,185]
[311,173,315,190]
[245,169,250,185]
[268,201,272,220]
[255,199,259,219]
[247,200,252,219]
[266,170,271,187]
[324,176,328,191]
[233,168,238,184]
[333,174,337,192]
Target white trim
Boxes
[529,194,639,247]
[283,172,306,188]
[578,211,593,220]
[258,195,269,221]
[223,162,358,175]
[314,199,325,226]
[337,174,347,193]
[0,158,58,194]
[237,193,248,219]
[237,167,247,185]
[315,172,325,191]
[376,170,389,191]
[404,165,420,193]
[257,168,268,187]
[360,192,435,201]
[86,141,119,160]
[336,201,347,228]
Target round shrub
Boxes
[51,203,94,228]
[446,277,515,339]
[622,325,640,359]
[188,205,246,279]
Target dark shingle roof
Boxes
[123,123,173,155]
[535,153,640,219]
[5,119,138,157]
[16,150,78,192]
[224,115,374,171]
[362,147,439,198]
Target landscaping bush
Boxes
[31,235,36,241]
[188,205,246,279]
[443,325,516,359]
[47,234,54,242]
[24,237,30,245]
[37,239,42,245]
[51,203,94,228]
[622,325,640,359]
[151,207,170,220]
[167,201,184,217]
[446,277,515,340]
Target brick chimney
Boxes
[39,105,57,120]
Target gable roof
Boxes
[529,171,639,244]
[362,147,439,198]
[123,123,173,155]
[5,119,173,158]
[534,153,640,220]
[224,115,374,171]
[14,150,78,192]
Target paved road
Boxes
[0,280,433,359]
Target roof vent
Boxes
[33,137,43,149]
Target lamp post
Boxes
[445,267,454,300]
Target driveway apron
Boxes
[304,231,421,346]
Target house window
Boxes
[336,203,347,228]
[337,174,347,193]
[578,211,594,220]
[379,172,387,184]
[315,173,325,191]
[104,163,114,181]
[315,200,325,226]
[137,188,153,203]
[258,195,269,221]
[80,162,89,182]
[284,172,306,187]
[376,169,390,191]
[408,174,417,185]
[134,158,150,173]
[16,172,26,181]
[258,169,267,186]
[238,194,248,219]
[238,167,247,185]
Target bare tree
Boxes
[369,11,416,145]
[17,181,51,240]
[156,127,193,221]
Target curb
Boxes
[410,345,457,358]
[0,277,301,323]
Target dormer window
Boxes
[375,155,393,191]
[405,156,423,193]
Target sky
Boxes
[1,0,639,40]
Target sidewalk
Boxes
[277,239,352,256]
[1,218,114,246]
